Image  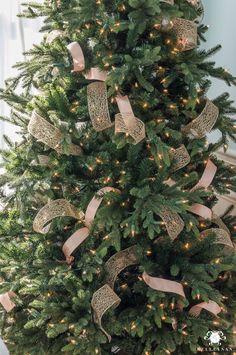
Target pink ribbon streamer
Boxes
[62,227,90,264]
[62,187,118,264]
[66,42,85,72]
[115,95,145,144]
[143,272,186,298]
[84,187,116,228]
[85,68,108,81]
[115,95,134,115]
[189,160,217,220]
[191,160,217,191]
[189,300,221,317]
[172,300,220,329]
[67,41,107,80]
[0,292,16,312]
[189,204,212,220]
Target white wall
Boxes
[202,0,236,150]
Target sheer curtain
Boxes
[0,0,44,149]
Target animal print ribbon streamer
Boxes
[67,42,85,72]
[91,246,137,342]
[173,18,198,51]
[33,199,83,234]
[189,300,221,317]
[212,213,231,235]
[28,111,82,156]
[191,160,217,191]
[171,145,190,172]
[0,292,16,312]
[115,96,145,144]
[105,246,138,289]
[62,187,118,264]
[91,284,121,342]
[159,206,185,240]
[143,272,186,298]
[201,228,234,248]
[87,82,113,131]
[182,100,219,139]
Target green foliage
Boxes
[0,0,236,354]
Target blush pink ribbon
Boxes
[172,300,220,329]
[85,68,108,81]
[0,292,16,312]
[67,41,107,81]
[66,42,85,72]
[115,95,134,115]
[189,160,217,219]
[191,160,217,191]
[62,187,118,264]
[189,300,221,317]
[115,95,146,144]
[143,272,186,298]
[189,204,212,220]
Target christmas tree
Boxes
[0,0,236,354]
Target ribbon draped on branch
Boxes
[32,187,118,264]
[213,213,231,236]
[172,18,198,51]
[115,96,145,144]
[87,82,113,131]
[85,68,108,81]
[0,292,16,312]
[190,204,212,220]
[33,199,83,234]
[28,111,82,156]
[92,246,138,341]
[191,160,217,191]
[187,161,234,249]
[143,272,186,298]
[182,100,219,139]
[91,285,121,342]
[201,228,234,249]
[105,246,138,289]
[171,145,190,172]
[159,206,185,240]
[67,41,146,144]
[189,300,221,317]
[189,159,217,220]
[66,42,85,72]
[143,274,221,320]
[62,187,119,264]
